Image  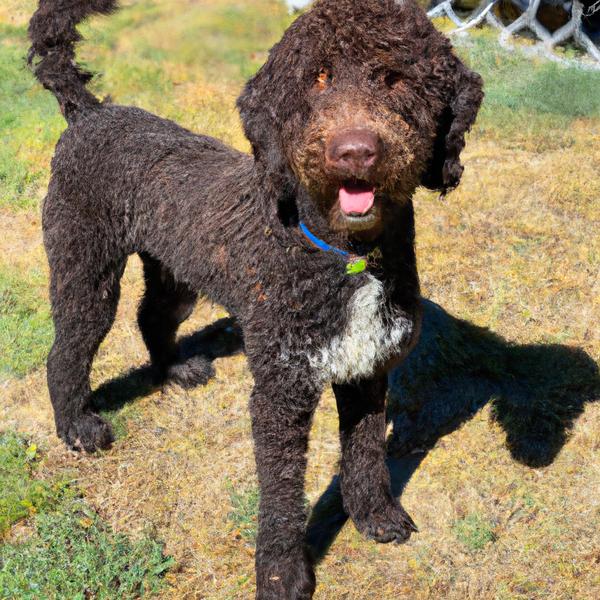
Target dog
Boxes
[28,0,483,597]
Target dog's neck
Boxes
[293,187,415,260]
[290,193,417,292]
[249,167,419,296]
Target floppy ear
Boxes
[421,59,483,195]
[237,40,308,184]
[237,40,312,223]
[237,78,287,177]
[237,72,301,223]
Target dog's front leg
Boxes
[333,375,417,544]
[250,376,318,600]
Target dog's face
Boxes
[238,0,483,237]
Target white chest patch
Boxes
[307,275,415,383]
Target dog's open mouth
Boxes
[338,180,375,217]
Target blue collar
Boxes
[299,221,349,257]
[299,221,368,275]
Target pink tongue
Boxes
[339,185,375,215]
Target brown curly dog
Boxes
[28,0,483,597]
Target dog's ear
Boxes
[237,74,300,222]
[237,44,311,221]
[421,58,483,195]
[237,48,305,188]
[237,80,286,176]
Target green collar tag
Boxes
[346,258,367,275]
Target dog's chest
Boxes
[307,275,415,383]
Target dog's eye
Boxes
[384,71,403,89]
[315,68,333,90]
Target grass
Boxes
[0,1,598,599]
[0,432,69,537]
[226,483,260,544]
[453,29,600,151]
[0,265,53,378]
[0,20,63,210]
[0,0,293,213]
[453,513,497,551]
[0,505,174,599]
[0,431,174,599]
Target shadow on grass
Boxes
[90,317,244,413]
[306,299,599,563]
[86,304,598,564]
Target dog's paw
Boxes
[60,412,114,453]
[167,355,215,389]
[256,549,315,600]
[353,500,418,545]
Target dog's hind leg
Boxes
[137,252,214,388]
[47,253,126,452]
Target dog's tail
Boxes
[28,0,118,122]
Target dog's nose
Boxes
[325,129,381,175]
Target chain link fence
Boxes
[283,1,600,67]
[428,0,600,67]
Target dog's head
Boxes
[237,0,483,237]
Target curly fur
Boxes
[306,274,416,383]
[28,1,482,597]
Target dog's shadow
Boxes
[90,317,244,413]
[90,303,599,565]
[306,299,599,562]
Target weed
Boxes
[0,430,174,599]
[0,431,70,537]
[226,483,259,544]
[0,501,175,599]
[453,513,497,551]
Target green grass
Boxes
[0,265,53,378]
[451,28,600,149]
[226,483,259,544]
[452,513,497,551]
[84,0,294,82]
[77,0,294,117]
[0,145,37,211]
[0,431,174,599]
[226,484,310,547]
[0,432,70,537]
[0,505,174,599]
[0,23,63,210]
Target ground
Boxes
[1,1,599,598]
